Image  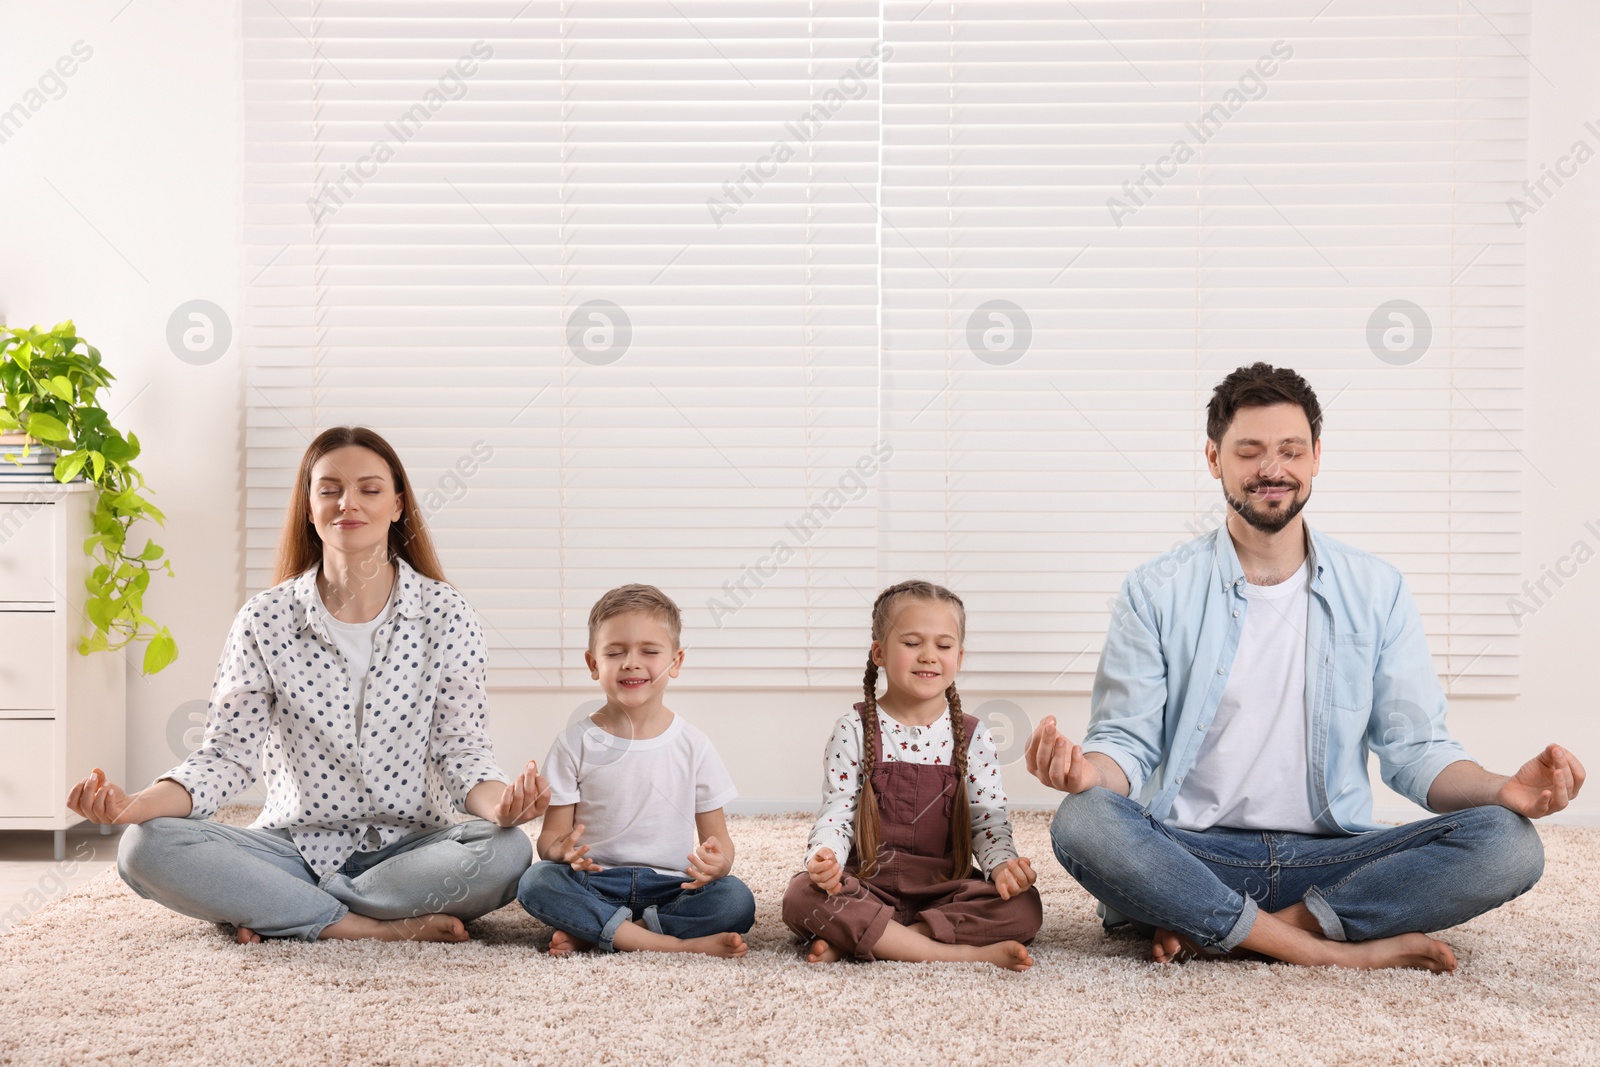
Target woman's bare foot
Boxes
[317,912,469,943]
[806,938,845,964]
[235,926,262,945]
[548,930,595,957]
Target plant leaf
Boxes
[44,375,74,401]
[53,451,88,483]
[142,630,178,674]
[24,412,68,442]
[88,450,105,480]
[138,541,164,561]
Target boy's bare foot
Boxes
[236,926,262,945]
[318,912,469,943]
[806,938,845,964]
[548,930,595,957]
[610,922,748,957]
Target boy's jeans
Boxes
[118,816,532,940]
[1050,787,1545,952]
[518,861,756,952]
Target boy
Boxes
[517,584,756,957]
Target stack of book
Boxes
[0,433,61,482]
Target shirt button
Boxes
[1233,610,1241,618]
[1175,775,1184,785]
[1217,667,1226,674]
[1197,722,1206,731]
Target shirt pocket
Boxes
[1332,631,1375,712]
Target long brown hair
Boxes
[853,579,972,881]
[273,426,447,586]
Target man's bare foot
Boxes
[318,912,469,943]
[1151,927,1191,964]
[806,938,845,964]
[1325,932,1457,973]
[548,930,595,957]
[235,926,262,945]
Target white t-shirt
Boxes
[543,713,738,878]
[1168,560,1322,834]
[318,583,397,737]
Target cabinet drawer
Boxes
[0,499,55,603]
[0,719,55,817]
[0,613,55,709]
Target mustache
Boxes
[1246,479,1298,490]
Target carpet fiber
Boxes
[2,808,1596,1066]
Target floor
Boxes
[0,823,122,933]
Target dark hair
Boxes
[587,584,683,650]
[274,426,447,585]
[854,579,972,882]
[1206,362,1324,445]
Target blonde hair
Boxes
[853,579,972,881]
[587,584,682,650]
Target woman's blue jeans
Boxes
[1050,787,1545,952]
[518,861,756,952]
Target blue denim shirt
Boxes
[1083,522,1471,834]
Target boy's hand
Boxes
[991,856,1037,901]
[806,846,844,896]
[490,760,551,827]
[552,823,602,871]
[680,836,732,889]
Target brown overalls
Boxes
[781,703,1044,959]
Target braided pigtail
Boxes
[853,655,884,878]
[946,682,974,880]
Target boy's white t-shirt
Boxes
[542,713,738,877]
[1167,560,1322,834]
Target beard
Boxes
[1224,478,1311,533]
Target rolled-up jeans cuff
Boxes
[1216,893,1259,954]
[597,905,634,953]
[1301,887,1346,941]
[640,904,664,935]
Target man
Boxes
[1028,363,1584,971]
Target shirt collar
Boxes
[1212,519,1326,592]
[291,556,424,638]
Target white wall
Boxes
[1,0,1594,821]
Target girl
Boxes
[781,580,1043,970]
[68,427,544,943]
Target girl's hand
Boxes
[992,856,1037,900]
[681,837,732,889]
[66,768,137,825]
[806,846,844,896]
[490,760,551,827]
[552,823,602,871]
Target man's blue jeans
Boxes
[1050,788,1545,952]
[517,861,756,952]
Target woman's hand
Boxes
[680,836,732,890]
[806,846,844,896]
[66,770,192,825]
[491,760,551,827]
[991,856,1037,901]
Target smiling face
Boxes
[585,610,684,711]
[308,445,403,558]
[871,596,965,707]
[1206,402,1321,533]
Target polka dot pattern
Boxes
[162,559,509,879]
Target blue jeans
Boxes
[1050,787,1544,952]
[118,817,532,941]
[518,861,756,952]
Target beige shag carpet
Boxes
[1,807,1596,1067]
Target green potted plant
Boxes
[0,320,177,673]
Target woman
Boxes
[67,427,544,943]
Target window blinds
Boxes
[242,1,1525,694]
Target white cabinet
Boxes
[0,484,125,858]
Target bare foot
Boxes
[980,941,1034,972]
[806,938,844,964]
[611,922,748,957]
[1151,927,1189,964]
[1326,932,1457,973]
[548,930,595,957]
[235,926,262,945]
[318,912,469,943]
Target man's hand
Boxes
[991,856,1037,901]
[1496,744,1586,819]
[680,836,732,890]
[550,823,603,871]
[66,768,137,825]
[806,846,844,896]
[1024,716,1103,794]
[488,760,551,827]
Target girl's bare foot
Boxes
[318,912,469,943]
[548,930,595,957]
[235,926,262,945]
[806,938,845,964]
[980,941,1034,972]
